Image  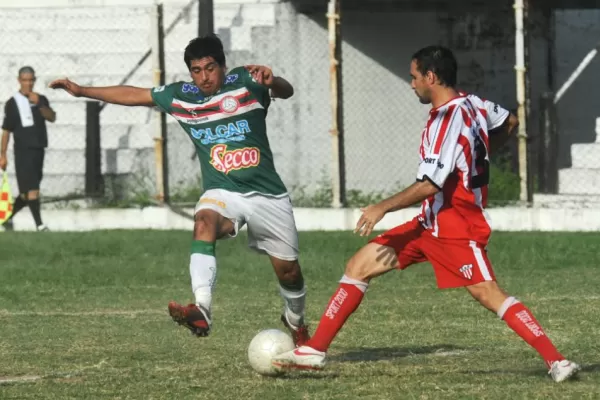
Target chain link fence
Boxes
[162,2,334,206]
[534,9,600,205]
[2,2,597,209]
[0,5,157,204]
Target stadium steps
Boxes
[0,2,276,197]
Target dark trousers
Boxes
[14,148,45,193]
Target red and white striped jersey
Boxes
[458,91,509,130]
[416,94,509,244]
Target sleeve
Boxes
[150,83,180,114]
[482,99,509,130]
[39,95,51,108]
[2,100,16,131]
[238,67,271,109]
[416,106,463,189]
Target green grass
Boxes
[0,230,599,399]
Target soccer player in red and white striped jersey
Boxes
[273,46,580,382]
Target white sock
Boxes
[339,274,369,293]
[279,284,306,328]
[496,296,519,319]
[190,253,217,314]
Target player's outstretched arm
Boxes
[489,113,519,153]
[355,180,439,236]
[246,65,294,99]
[48,78,154,107]
[268,76,294,99]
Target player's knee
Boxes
[193,213,219,241]
[467,281,507,312]
[272,258,302,285]
[345,254,374,282]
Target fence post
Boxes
[327,0,346,208]
[152,3,169,203]
[198,0,214,36]
[85,101,103,197]
[514,0,530,203]
[538,92,558,194]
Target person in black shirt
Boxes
[0,66,56,231]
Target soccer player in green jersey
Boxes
[49,35,310,345]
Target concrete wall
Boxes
[0,0,598,200]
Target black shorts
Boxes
[14,148,45,193]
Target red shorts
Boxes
[370,218,496,289]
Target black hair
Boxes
[18,66,35,77]
[184,34,226,69]
[411,45,457,87]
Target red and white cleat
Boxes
[280,313,311,347]
[168,301,211,337]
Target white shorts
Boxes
[194,189,299,261]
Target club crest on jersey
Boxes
[210,144,260,174]
[220,96,240,113]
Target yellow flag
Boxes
[0,171,13,224]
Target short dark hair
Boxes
[18,66,35,77]
[411,46,457,87]
[184,34,226,69]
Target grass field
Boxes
[1,230,599,399]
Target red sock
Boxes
[502,300,564,368]
[307,282,366,352]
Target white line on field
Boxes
[0,309,165,317]
[530,295,600,302]
[0,375,42,384]
[0,360,107,385]
[431,350,469,357]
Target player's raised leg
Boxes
[466,280,580,382]
[168,200,236,337]
[272,241,400,371]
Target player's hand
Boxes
[355,203,387,237]
[0,156,7,171]
[27,92,40,104]
[48,78,83,97]
[245,65,274,87]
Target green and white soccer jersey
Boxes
[151,66,287,197]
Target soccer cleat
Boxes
[36,224,49,232]
[168,301,211,337]
[281,313,311,347]
[271,345,327,371]
[549,360,581,382]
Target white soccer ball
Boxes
[247,329,295,376]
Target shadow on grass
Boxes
[462,362,600,379]
[272,371,340,380]
[582,363,600,373]
[329,344,472,363]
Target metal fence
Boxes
[528,8,600,207]
[0,5,158,203]
[1,2,598,208]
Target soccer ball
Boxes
[247,329,295,376]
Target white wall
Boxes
[0,1,598,200]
